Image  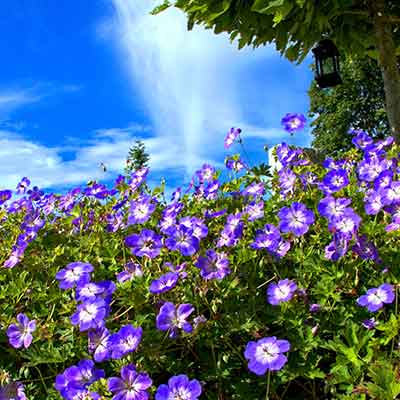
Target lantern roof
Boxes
[312,39,339,59]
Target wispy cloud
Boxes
[106,0,313,175]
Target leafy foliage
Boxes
[1,124,400,399]
[308,55,390,156]
[152,0,400,62]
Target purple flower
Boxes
[216,212,244,248]
[244,336,290,375]
[128,167,149,192]
[0,382,26,400]
[64,359,105,390]
[0,190,12,206]
[110,325,143,359]
[278,168,296,197]
[267,279,297,305]
[281,113,306,134]
[117,262,143,283]
[16,177,30,195]
[318,196,351,220]
[242,182,265,198]
[275,143,301,167]
[364,189,385,215]
[324,234,349,261]
[226,158,246,172]
[6,313,36,349]
[309,304,321,313]
[224,127,241,149]
[76,282,105,302]
[352,235,381,263]
[195,250,231,280]
[195,163,215,182]
[357,283,395,312]
[179,216,208,239]
[125,229,163,259]
[362,318,377,330]
[382,181,400,205]
[244,201,264,221]
[155,375,202,400]
[156,302,194,338]
[3,245,25,269]
[165,225,199,257]
[328,208,361,238]
[251,224,281,252]
[70,299,106,331]
[149,272,179,294]
[351,130,373,149]
[88,327,112,362]
[278,202,314,237]
[128,195,156,225]
[358,157,389,182]
[320,169,349,193]
[374,170,393,190]
[108,364,152,400]
[55,262,94,290]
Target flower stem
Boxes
[390,285,398,360]
[265,370,271,400]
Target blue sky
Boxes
[0,0,314,193]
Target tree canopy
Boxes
[309,55,390,156]
[153,0,400,62]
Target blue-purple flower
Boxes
[70,299,106,331]
[357,283,395,312]
[150,272,179,294]
[155,375,202,400]
[244,336,290,375]
[156,302,194,338]
[267,279,297,305]
[320,169,349,193]
[278,202,314,236]
[108,364,152,400]
[55,262,94,290]
[128,195,156,225]
[224,127,241,149]
[16,177,30,194]
[0,190,12,206]
[55,360,104,399]
[88,327,112,363]
[0,382,26,400]
[281,113,306,134]
[125,229,163,259]
[6,313,36,349]
[110,325,143,359]
[165,225,199,256]
[195,250,231,280]
[117,262,143,283]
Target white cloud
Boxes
[107,0,292,174]
[0,125,213,190]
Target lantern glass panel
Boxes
[324,57,336,75]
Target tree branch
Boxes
[342,10,400,24]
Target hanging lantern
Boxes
[312,39,342,88]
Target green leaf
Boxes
[251,0,285,14]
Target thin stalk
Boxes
[265,369,271,400]
[390,285,398,360]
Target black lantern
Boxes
[312,39,342,88]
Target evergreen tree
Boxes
[125,140,150,175]
[308,55,390,156]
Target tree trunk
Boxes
[370,0,400,142]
